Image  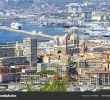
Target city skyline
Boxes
[0,1,110,99]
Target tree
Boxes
[40,70,69,92]
[25,77,39,92]
[37,70,56,75]
[96,89,110,93]
[40,79,68,92]
[22,65,69,92]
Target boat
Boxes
[41,22,56,27]
[41,21,74,28]
[63,22,73,28]
[11,22,22,30]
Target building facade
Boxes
[0,57,28,67]
[0,42,15,57]
[23,38,37,66]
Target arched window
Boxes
[57,50,62,54]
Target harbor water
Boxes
[0,21,66,42]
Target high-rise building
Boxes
[23,38,37,66]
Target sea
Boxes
[0,20,66,42]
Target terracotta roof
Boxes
[0,67,11,74]
[103,50,110,54]
[105,59,110,62]
[84,53,102,59]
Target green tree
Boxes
[40,79,68,92]
[25,77,39,92]
[96,89,110,93]
[37,70,56,75]
[40,71,69,92]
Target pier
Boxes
[0,26,59,40]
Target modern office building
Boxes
[23,38,37,66]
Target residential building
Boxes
[0,42,15,57]
[103,50,110,71]
[0,57,28,67]
[0,67,21,83]
[20,69,47,85]
[85,71,110,86]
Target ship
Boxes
[41,21,73,28]
[11,22,22,30]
